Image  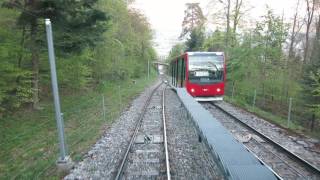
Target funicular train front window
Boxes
[188,54,224,84]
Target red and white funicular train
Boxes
[169,52,226,101]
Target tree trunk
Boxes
[288,0,300,59]
[16,26,26,84]
[225,0,231,49]
[303,0,315,63]
[232,0,242,47]
[310,15,320,64]
[30,20,40,110]
[304,25,311,63]
[310,113,315,131]
[18,27,26,68]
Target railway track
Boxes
[204,102,320,179]
[115,83,171,179]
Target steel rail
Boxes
[211,102,320,177]
[162,87,171,180]
[115,82,163,180]
[250,138,304,178]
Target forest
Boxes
[169,0,320,137]
[0,0,155,115]
[0,0,157,178]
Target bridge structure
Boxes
[152,60,169,75]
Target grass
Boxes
[0,74,157,179]
[224,96,320,139]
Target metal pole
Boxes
[118,85,122,113]
[231,83,235,100]
[102,95,106,121]
[253,89,257,109]
[287,97,292,128]
[45,19,68,161]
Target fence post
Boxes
[118,85,122,114]
[45,19,73,170]
[287,97,293,128]
[102,95,106,121]
[310,114,315,132]
[252,89,257,109]
[231,83,235,100]
[148,59,150,80]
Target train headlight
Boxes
[217,88,221,92]
[191,88,195,93]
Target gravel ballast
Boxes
[215,101,320,169]
[65,82,226,179]
[165,88,224,179]
[65,81,161,179]
[203,101,320,179]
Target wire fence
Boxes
[0,79,152,179]
[225,84,319,133]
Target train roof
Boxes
[186,52,224,56]
[169,52,225,63]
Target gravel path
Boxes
[215,101,320,169]
[64,81,161,179]
[165,89,224,180]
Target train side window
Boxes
[180,59,184,87]
[173,60,176,86]
[171,62,174,85]
[173,61,175,86]
[178,58,182,87]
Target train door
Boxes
[177,58,181,87]
[176,57,186,88]
[171,61,174,86]
[181,58,186,87]
[175,59,179,87]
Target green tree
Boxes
[310,70,320,118]
[93,0,156,82]
[0,8,32,114]
[185,27,205,51]
[2,0,108,109]
[203,30,226,51]
[302,15,320,121]
[168,43,186,60]
[180,3,206,39]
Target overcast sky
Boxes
[131,0,301,56]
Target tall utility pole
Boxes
[45,19,73,171]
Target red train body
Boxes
[169,52,226,101]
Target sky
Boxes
[131,0,301,56]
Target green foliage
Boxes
[0,0,156,114]
[301,16,320,121]
[253,8,288,63]
[0,8,32,114]
[0,75,157,179]
[228,9,291,96]
[310,70,320,117]
[168,43,186,60]
[171,5,319,133]
[203,30,226,51]
[185,27,205,51]
[92,0,155,82]
[180,3,206,39]
[57,50,93,90]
